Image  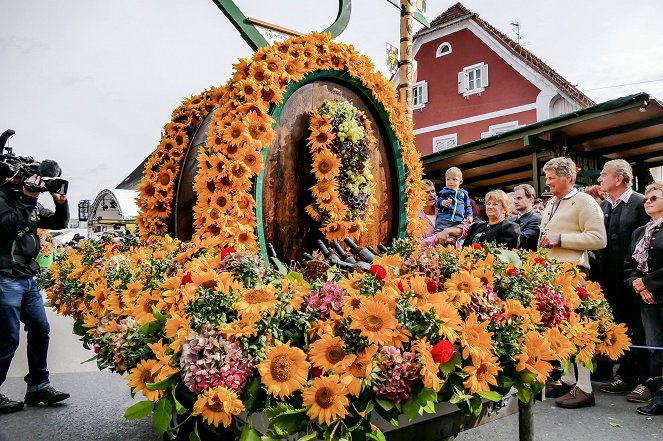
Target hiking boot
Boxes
[545,381,574,398]
[626,384,653,403]
[24,386,70,405]
[598,378,635,394]
[0,393,24,414]
[555,386,595,409]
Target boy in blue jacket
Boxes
[435,167,473,231]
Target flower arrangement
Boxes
[42,236,630,440]
[305,100,378,242]
[135,32,427,249]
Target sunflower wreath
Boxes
[135,32,427,250]
[305,100,378,242]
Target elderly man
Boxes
[539,157,607,409]
[596,159,650,401]
[508,184,541,251]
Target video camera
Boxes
[0,129,68,195]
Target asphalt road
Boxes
[0,298,660,441]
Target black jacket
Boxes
[466,219,520,249]
[625,223,663,304]
[508,210,541,251]
[0,189,69,277]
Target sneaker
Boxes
[24,386,70,405]
[598,378,635,394]
[0,393,24,414]
[626,384,653,403]
[555,386,596,409]
[545,381,574,398]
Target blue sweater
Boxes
[435,187,472,223]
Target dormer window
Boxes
[436,42,452,58]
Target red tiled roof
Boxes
[415,3,594,107]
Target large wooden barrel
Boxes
[170,71,408,263]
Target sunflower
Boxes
[463,356,501,395]
[597,322,631,361]
[221,120,250,152]
[459,313,494,364]
[307,127,336,152]
[470,268,495,287]
[444,271,483,306]
[126,359,163,402]
[234,284,277,317]
[282,58,306,82]
[302,375,349,426]
[309,110,331,132]
[311,151,340,180]
[257,340,310,398]
[192,386,244,428]
[349,298,397,345]
[432,301,463,343]
[239,147,264,176]
[515,331,555,383]
[233,78,260,101]
[245,111,275,146]
[310,178,338,201]
[260,82,285,105]
[412,339,442,392]
[323,221,347,242]
[308,333,355,374]
[164,312,191,352]
[543,327,575,362]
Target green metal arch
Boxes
[253,69,408,259]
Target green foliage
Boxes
[124,400,154,420]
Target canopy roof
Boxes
[89,189,139,221]
[422,93,663,192]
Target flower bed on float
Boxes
[42,236,630,440]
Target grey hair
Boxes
[422,179,435,189]
[604,159,633,187]
[514,183,536,199]
[543,157,577,184]
[645,180,663,195]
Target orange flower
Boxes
[257,340,309,398]
[126,359,163,402]
[308,333,355,374]
[349,298,397,345]
[192,386,244,428]
[463,356,501,395]
[459,313,494,364]
[515,331,555,383]
[302,375,349,425]
[597,322,631,361]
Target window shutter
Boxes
[457,71,465,94]
[422,81,429,104]
[480,64,489,87]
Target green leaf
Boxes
[240,425,262,441]
[146,373,179,391]
[477,391,503,402]
[402,395,421,421]
[171,386,187,415]
[138,320,162,335]
[189,421,201,441]
[375,398,394,411]
[72,319,89,337]
[609,422,621,427]
[438,351,462,376]
[296,433,317,441]
[270,256,288,275]
[242,377,265,414]
[151,304,170,323]
[265,408,308,439]
[516,386,532,404]
[124,400,154,420]
[366,428,387,441]
[152,398,173,436]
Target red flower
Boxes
[426,279,438,293]
[533,257,546,265]
[311,366,323,378]
[431,339,454,363]
[472,243,482,249]
[576,286,588,300]
[369,264,387,281]
[220,247,236,260]
[507,268,518,277]
[181,272,193,286]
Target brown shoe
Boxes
[545,381,574,398]
[555,386,595,409]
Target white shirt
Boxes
[606,187,633,208]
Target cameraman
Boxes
[0,174,70,413]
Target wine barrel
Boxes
[170,71,408,263]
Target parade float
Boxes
[41,5,630,441]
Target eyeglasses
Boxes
[644,195,660,204]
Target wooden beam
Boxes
[568,116,663,145]
[523,135,552,151]
[425,148,530,175]
[463,165,532,185]
[245,17,302,36]
[591,135,663,156]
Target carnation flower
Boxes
[431,339,454,363]
[369,264,387,281]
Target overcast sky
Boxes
[1,0,662,213]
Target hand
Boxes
[640,288,655,305]
[51,192,67,204]
[441,199,452,208]
[22,175,42,198]
[632,278,646,293]
[539,233,561,248]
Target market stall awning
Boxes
[422,92,663,193]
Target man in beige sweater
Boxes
[539,157,607,409]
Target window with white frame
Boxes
[457,62,489,95]
[436,42,452,57]
[480,121,519,138]
[413,80,428,109]
[432,134,457,153]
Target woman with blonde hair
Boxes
[463,189,520,248]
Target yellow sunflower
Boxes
[192,386,244,428]
[463,356,501,395]
[126,359,163,402]
[307,127,336,152]
[470,268,495,287]
[444,271,483,306]
[323,221,347,242]
[597,322,631,361]
[432,300,463,343]
[543,327,575,362]
[515,331,555,383]
[310,178,338,201]
[257,340,310,398]
[311,151,340,180]
[234,284,278,317]
[308,333,355,374]
[302,375,350,426]
[349,298,397,345]
[412,339,443,392]
[459,313,495,364]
